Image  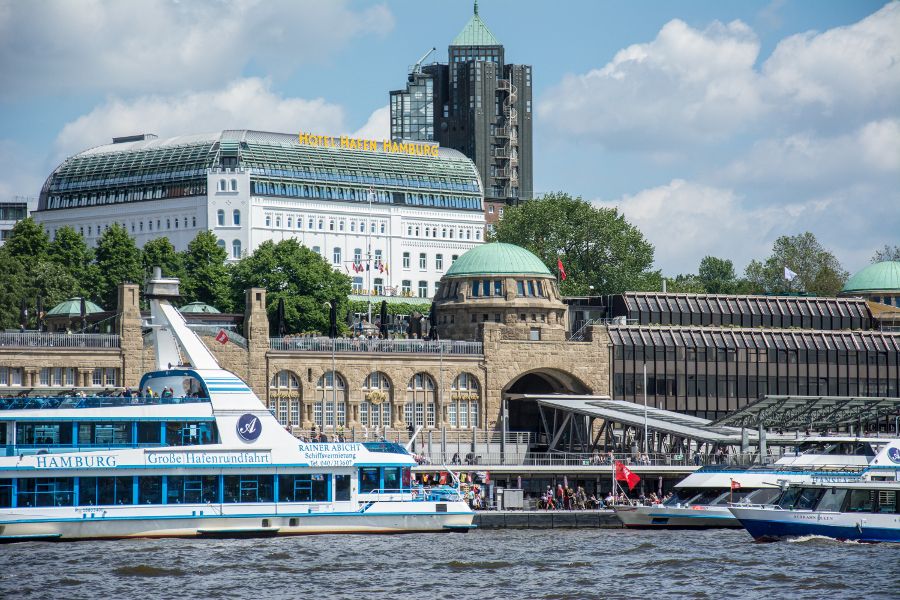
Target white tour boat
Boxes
[729,440,900,543]
[613,437,888,528]
[0,272,473,541]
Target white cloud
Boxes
[351,105,390,140]
[0,0,394,99]
[0,139,45,207]
[539,2,900,150]
[53,78,347,160]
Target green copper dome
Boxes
[842,261,900,294]
[445,243,552,277]
[179,301,221,314]
[46,297,104,316]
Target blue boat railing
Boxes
[0,396,211,410]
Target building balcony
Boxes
[269,337,483,356]
[0,332,121,349]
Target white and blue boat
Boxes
[728,441,900,543]
[0,272,473,541]
[613,437,887,529]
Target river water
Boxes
[1,528,898,600]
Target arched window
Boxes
[269,370,301,428]
[217,210,224,226]
[233,209,240,226]
[406,373,436,428]
[315,371,347,429]
[230,179,237,192]
[218,179,226,192]
[450,373,481,428]
[232,239,241,259]
[216,239,226,251]
[361,372,392,430]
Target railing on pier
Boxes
[0,332,120,349]
[270,337,483,355]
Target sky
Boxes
[0,0,897,278]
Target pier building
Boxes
[33,130,485,299]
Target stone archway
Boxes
[503,369,590,432]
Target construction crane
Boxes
[409,47,436,81]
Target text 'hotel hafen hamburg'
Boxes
[33,130,486,299]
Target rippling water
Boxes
[2,528,898,600]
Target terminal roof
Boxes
[712,395,900,430]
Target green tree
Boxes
[744,232,849,297]
[665,274,707,293]
[872,244,900,262]
[182,230,232,311]
[48,226,99,298]
[490,192,658,294]
[94,223,143,309]
[230,239,352,334]
[141,237,185,283]
[698,256,738,294]
[2,217,49,260]
[0,255,78,330]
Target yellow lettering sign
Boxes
[298,131,438,157]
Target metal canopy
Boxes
[528,395,791,446]
[712,395,900,430]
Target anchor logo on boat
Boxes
[236,413,262,442]
[887,447,900,465]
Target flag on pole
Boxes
[214,330,229,345]
[557,258,567,281]
[614,461,640,490]
[784,266,798,281]
[730,479,741,491]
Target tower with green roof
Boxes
[390,1,532,225]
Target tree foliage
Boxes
[48,226,99,298]
[872,245,900,263]
[698,256,739,294]
[181,231,231,311]
[0,255,79,330]
[141,237,184,283]
[490,192,658,295]
[230,239,352,334]
[94,224,143,310]
[744,232,848,297]
[3,217,49,260]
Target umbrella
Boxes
[276,297,286,337]
[80,297,87,331]
[408,311,422,339]
[18,299,28,330]
[428,302,439,340]
[516,475,522,490]
[328,299,338,339]
[379,300,388,338]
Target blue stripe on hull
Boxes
[739,518,900,543]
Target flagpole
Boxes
[643,362,648,456]
[367,188,374,325]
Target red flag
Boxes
[615,461,640,490]
[557,258,567,281]
[214,329,229,345]
[439,472,447,485]
[730,479,741,491]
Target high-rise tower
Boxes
[390,2,533,229]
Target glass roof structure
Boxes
[712,395,900,430]
[38,130,483,213]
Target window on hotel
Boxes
[232,209,240,226]
[265,215,271,227]
[354,248,362,263]
[217,210,225,226]
[436,254,443,271]
[230,179,237,192]
[403,252,410,269]
[333,247,341,265]
[418,281,428,298]
[218,179,226,192]
[402,280,411,295]
[419,253,427,270]
[232,240,241,259]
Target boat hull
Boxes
[729,507,900,543]
[0,501,474,542]
[613,505,741,528]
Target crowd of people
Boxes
[538,485,674,510]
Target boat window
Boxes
[877,490,897,514]
[742,488,781,505]
[793,487,824,510]
[359,467,380,493]
[137,422,162,445]
[843,489,874,513]
[223,475,275,503]
[16,477,75,507]
[684,489,725,505]
[15,422,73,446]
[0,479,12,508]
[815,488,848,512]
[277,474,328,502]
[165,421,217,446]
[383,467,401,492]
[79,476,134,506]
[168,475,219,504]
[78,422,132,446]
[334,474,351,501]
[138,476,163,504]
[777,487,803,509]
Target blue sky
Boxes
[1,0,897,277]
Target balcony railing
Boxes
[0,332,120,349]
[270,337,483,355]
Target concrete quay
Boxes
[473,510,622,529]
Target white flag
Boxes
[784,267,798,281]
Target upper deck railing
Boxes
[270,337,483,356]
[0,395,210,410]
[0,332,121,349]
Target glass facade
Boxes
[390,73,434,141]
[610,326,900,420]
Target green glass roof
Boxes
[842,261,900,294]
[179,301,221,314]
[445,243,552,277]
[46,297,104,317]
[451,3,501,47]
